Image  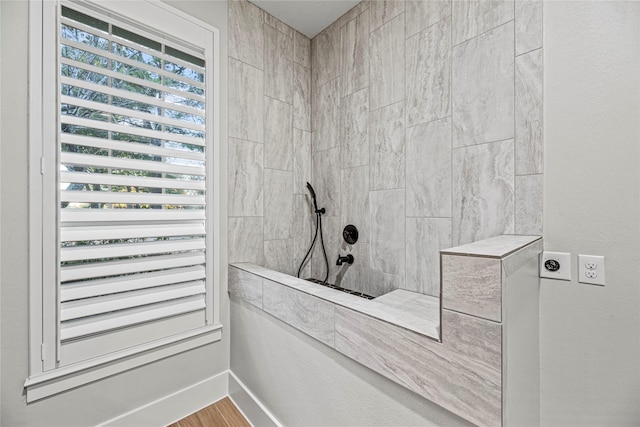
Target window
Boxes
[26,0,221,401]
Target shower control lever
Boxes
[336,254,354,266]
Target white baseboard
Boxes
[229,371,281,427]
[99,370,228,427]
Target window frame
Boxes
[25,0,222,402]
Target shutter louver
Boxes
[58,6,209,345]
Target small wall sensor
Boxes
[540,251,572,281]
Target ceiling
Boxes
[250,0,361,38]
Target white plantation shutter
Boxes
[56,4,213,362]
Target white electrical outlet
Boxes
[578,254,605,286]
[540,251,572,281]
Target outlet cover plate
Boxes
[578,254,605,286]
[540,251,572,281]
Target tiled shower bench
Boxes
[229,235,542,426]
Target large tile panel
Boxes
[406,117,452,217]
[265,25,293,104]
[406,218,452,296]
[370,0,404,31]
[264,239,295,276]
[228,266,263,308]
[406,0,451,38]
[228,138,263,216]
[228,217,264,265]
[452,139,515,245]
[515,174,543,235]
[312,148,341,216]
[229,59,263,143]
[341,165,370,243]
[334,307,502,427]
[452,22,514,147]
[442,254,502,322]
[264,97,292,171]
[293,128,311,194]
[229,0,263,69]
[370,189,405,276]
[370,14,405,111]
[452,0,514,45]
[340,9,370,97]
[263,279,335,346]
[515,48,543,175]
[313,78,341,152]
[406,17,451,127]
[515,0,543,55]
[370,101,405,190]
[293,62,311,131]
[264,169,293,240]
[340,88,369,169]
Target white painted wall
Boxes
[0,1,230,425]
[542,1,640,425]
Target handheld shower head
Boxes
[306,182,325,214]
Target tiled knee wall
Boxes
[230,235,542,427]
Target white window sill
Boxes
[24,323,223,402]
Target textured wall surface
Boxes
[228,0,313,278]
[541,1,640,425]
[309,0,544,297]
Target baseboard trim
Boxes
[229,371,282,427]
[99,370,228,427]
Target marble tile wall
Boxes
[228,0,543,298]
[310,0,543,298]
[228,0,312,276]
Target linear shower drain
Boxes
[305,278,375,300]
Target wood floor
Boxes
[169,397,251,427]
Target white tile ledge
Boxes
[441,234,541,258]
[230,262,440,340]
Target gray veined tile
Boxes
[264,97,293,171]
[442,254,502,322]
[452,22,514,148]
[406,218,452,297]
[310,216,341,284]
[293,62,311,131]
[341,165,370,243]
[452,139,515,245]
[228,138,263,217]
[264,169,293,240]
[370,101,405,190]
[262,279,335,346]
[264,24,293,104]
[406,17,451,128]
[313,78,341,152]
[368,269,404,298]
[314,21,341,87]
[294,31,311,68]
[229,0,264,70]
[312,148,341,216]
[293,128,311,194]
[336,242,370,294]
[340,9,369,97]
[370,0,405,31]
[370,189,405,276]
[229,59,263,143]
[264,239,295,276]
[264,12,295,37]
[228,217,264,265]
[515,174,543,235]
[443,234,541,257]
[334,307,502,426]
[340,88,369,169]
[228,266,263,308]
[406,0,451,38]
[452,0,514,45]
[336,0,371,28]
[406,117,452,217]
[515,0,542,55]
[293,194,315,256]
[515,48,543,175]
[370,14,405,111]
